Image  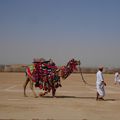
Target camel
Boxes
[23,58,81,98]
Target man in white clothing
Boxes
[96,66,106,101]
[114,72,120,85]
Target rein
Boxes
[78,65,87,84]
[78,64,95,87]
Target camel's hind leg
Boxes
[29,79,38,98]
[23,77,30,97]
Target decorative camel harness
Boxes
[24,58,87,97]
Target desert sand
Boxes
[0,73,120,120]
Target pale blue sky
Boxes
[0,0,120,67]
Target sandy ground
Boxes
[0,73,120,120]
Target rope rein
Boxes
[78,63,95,87]
[79,65,87,84]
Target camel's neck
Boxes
[61,67,72,79]
[60,60,78,79]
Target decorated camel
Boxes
[23,58,82,98]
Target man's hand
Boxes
[104,82,106,86]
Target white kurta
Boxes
[114,72,120,83]
[96,70,105,97]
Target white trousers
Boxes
[115,79,120,84]
[96,83,105,97]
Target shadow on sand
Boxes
[41,96,116,101]
[104,99,116,101]
[42,95,95,99]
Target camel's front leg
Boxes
[29,79,38,98]
[52,87,56,98]
[23,77,30,97]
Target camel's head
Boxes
[67,59,81,69]
[58,59,80,79]
[55,59,81,79]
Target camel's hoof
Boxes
[52,96,56,98]
[24,95,28,97]
[34,96,38,98]
[39,92,45,97]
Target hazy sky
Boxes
[0,0,120,67]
